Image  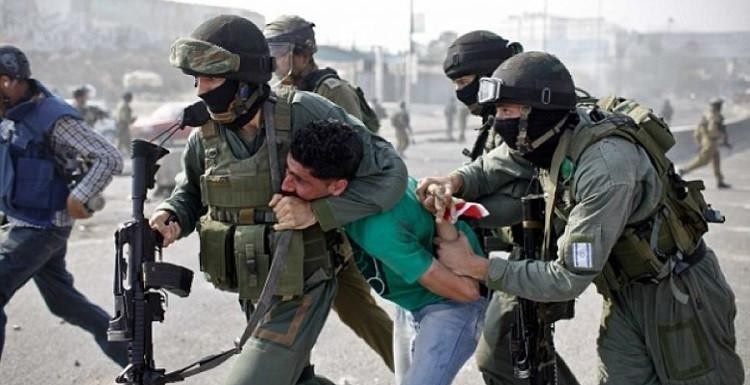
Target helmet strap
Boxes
[516,106,532,154]
[528,113,568,151]
[208,82,262,124]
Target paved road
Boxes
[2,110,748,385]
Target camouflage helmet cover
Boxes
[170,15,275,84]
[480,51,576,111]
[443,30,522,80]
[263,15,317,54]
[0,45,31,79]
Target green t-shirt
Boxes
[344,177,484,311]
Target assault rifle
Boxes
[510,179,575,384]
[107,139,194,385]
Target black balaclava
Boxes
[494,108,572,169]
[199,80,269,130]
[199,79,238,114]
[455,76,495,118]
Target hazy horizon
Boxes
[172,0,750,51]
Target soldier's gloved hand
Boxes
[416,174,463,219]
[269,193,317,230]
[67,196,93,220]
[149,210,181,247]
[180,101,210,128]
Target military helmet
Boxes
[443,31,522,80]
[0,45,31,79]
[264,15,317,54]
[477,51,576,111]
[709,97,723,107]
[169,15,275,84]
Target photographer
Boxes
[0,45,126,366]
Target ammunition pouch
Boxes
[197,218,237,292]
[594,184,709,296]
[198,217,338,301]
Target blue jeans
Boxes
[394,297,488,385]
[0,224,128,367]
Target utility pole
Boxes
[542,0,548,51]
[404,0,414,107]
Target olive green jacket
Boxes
[456,122,663,302]
[312,76,363,121]
[157,91,407,237]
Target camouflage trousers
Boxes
[681,141,724,185]
[225,269,337,385]
[478,248,744,385]
[395,128,410,154]
[597,247,743,384]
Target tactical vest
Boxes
[301,67,381,133]
[195,91,335,301]
[548,98,711,297]
[0,82,79,228]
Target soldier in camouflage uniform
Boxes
[150,15,407,385]
[420,52,744,385]
[441,31,579,385]
[115,91,135,154]
[679,98,731,188]
[390,101,412,156]
[443,31,523,155]
[263,14,395,371]
[264,15,381,133]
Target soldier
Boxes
[678,98,731,188]
[264,15,381,133]
[149,15,407,385]
[442,31,582,385]
[456,103,469,143]
[390,101,412,156]
[443,31,523,155]
[660,98,673,124]
[263,14,395,371]
[444,96,456,141]
[420,52,744,384]
[0,45,127,367]
[72,85,107,128]
[115,91,135,154]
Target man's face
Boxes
[273,51,292,78]
[281,154,348,200]
[195,76,225,96]
[75,92,89,106]
[452,74,476,90]
[495,102,524,120]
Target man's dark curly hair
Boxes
[290,118,364,180]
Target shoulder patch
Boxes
[322,77,342,89]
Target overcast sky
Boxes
[174,0,750,51]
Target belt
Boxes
[210,207,277,225]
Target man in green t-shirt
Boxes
[272,118,488,385]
